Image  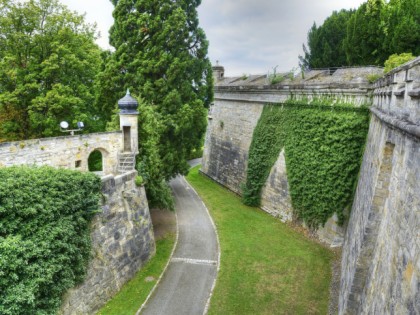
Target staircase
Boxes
[118,152,136,173]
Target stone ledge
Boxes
[370,107,420,139]
[0,131,122,148]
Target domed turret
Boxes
[118,90,139,156]
[118,89,138,114]
[212,60,225,82]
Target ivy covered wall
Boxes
[242,100,370,227]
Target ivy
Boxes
[242,99,369,227]
[0,166,101,315]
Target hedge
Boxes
[0,166,101,315]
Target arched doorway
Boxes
[88,150,103,172]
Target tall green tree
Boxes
[301,0,420,68]
[0,0,102,142]
[101,0,213,208]
[344,0,387,65]
[382,0,420,56]
[300,9,354,69]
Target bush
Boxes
[0,166,101,315]
[384,53,416,73]
[135,175,144,186]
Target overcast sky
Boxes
[59,0,366,76]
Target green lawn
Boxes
[186,166,334,315]
[96,235,175,315]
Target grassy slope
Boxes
[186,166,333,315]
[96,235,175,315]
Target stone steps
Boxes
[118,153,135,173]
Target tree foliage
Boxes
[383,52,416,72]
[0,0,102,142]
[100,0,213,208]
[300,0,420,68]
[0,166,101,315]
[301,10,354,68]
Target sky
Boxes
[59,0,366,76]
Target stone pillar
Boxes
[118,90,139,155]
[212,60,225,82]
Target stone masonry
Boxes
[202,65,383,246]
[60,171,155,314]
[339,58,420,314]
[0,132,121,175]
[0,91,156,314]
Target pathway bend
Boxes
[139,171,219,315]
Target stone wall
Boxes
[202,99,263,194]
[0,117,156,313]
[60,171,155,314]
[339,58,420,314]
[202,67,381,245]
[0,132,122,175]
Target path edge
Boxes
[180,175,221,315]
[135,205,180,314]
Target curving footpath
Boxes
[139,163,220,315]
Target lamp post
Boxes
[60,121,84,136]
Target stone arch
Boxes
[88,148,109,174]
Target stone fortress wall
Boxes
[61,170,154,314]
[0,92,155,314]
[339,58,420,314]
[202,58,419,314]
[202,65,383,245]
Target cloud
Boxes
[198,0,366,76]
[57,0,366,76]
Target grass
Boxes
[186,166,334,315]
[96,234,175,315]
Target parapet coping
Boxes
[215,82,374,92]
[371,107,420,139]
[0,131,122,148]
[101,169,137,183]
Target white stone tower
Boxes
[117,90,139,172]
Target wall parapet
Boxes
[371,107,420,139]
[339,56,420,315]
[0,131,122,175]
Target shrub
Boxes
[384,53,416,73]
[0,166,101,315]
[135,175,144,186]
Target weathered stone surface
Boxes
[60,171,155,315]
[339,57,420,315]
[202,67,376,246]
[260,149,293,222]
[0,111,155,314]
[0,132,122,174]
[202,99,263,194]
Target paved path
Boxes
[140,171,219,315]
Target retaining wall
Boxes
[0,130,156,314]
[60,171,155,314]
[202,67,381,245]
[338,58,420,314]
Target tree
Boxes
[384,52,416,72]
[382,0,420,57]
[301,0,420,68]
[101,0,213,208]
[300,9,354,69]
[344,0,387,66]
[0,0,102,141]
